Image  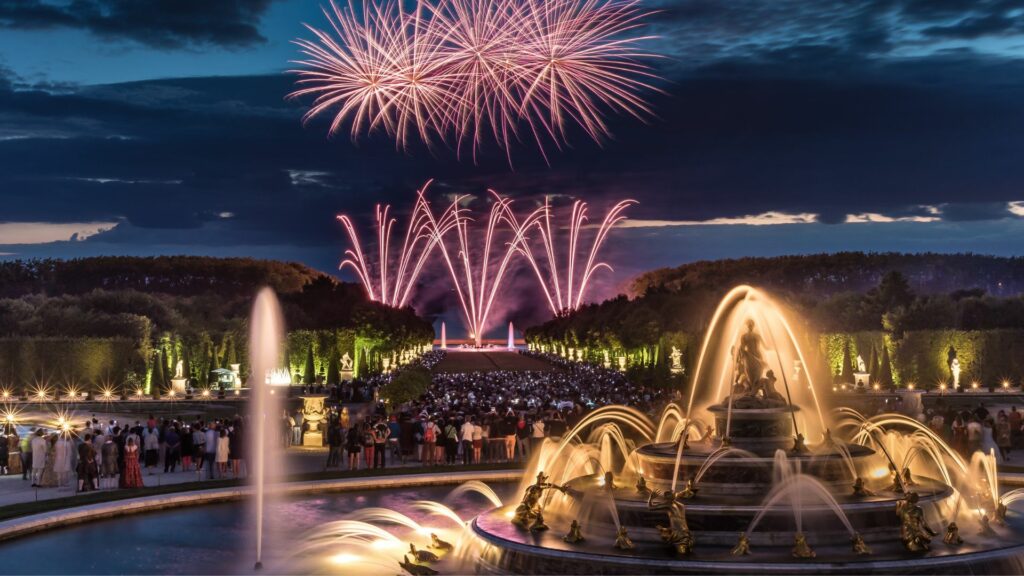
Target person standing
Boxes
[20,431,32,481]
[163,425,181,474]
[101,435,119,488]
[54,433,72,488]
[292,409,304,447]
[192,424,206,472]
[443,418,459,465]
[530,415,546,456]
[7,432,21,476]
[120,437,144,488]
[372,419,389,469]
[76,434,98,492]
[345,424,362,470]
[422,417,438,466]
[503,409,518,463]
[204,424,218,480]
[143,425,159,471]
[326,422,343,468]
[996,411,1012,461]
[215,428,230,477]
[30,429,47,487]
[461,416,475,465]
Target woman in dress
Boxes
[101,436,119,488]
[362,421,375,470]
[38,434,58,487]
[120,437,144,488]
[215,428,230,477]
[54,433,72,488]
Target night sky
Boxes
[2,0,1024,332]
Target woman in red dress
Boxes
[120,437,144,489]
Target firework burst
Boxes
[337,180,461,308]
[510,197,635,314]
[290,0,660,164]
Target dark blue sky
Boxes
[2,0,1024,332]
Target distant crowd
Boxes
[0,416,248,490]
[296,350,673,470]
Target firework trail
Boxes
[510,198,635,314]
[337,180,460,308]
[290,0,660,164]
[421,191,544,347]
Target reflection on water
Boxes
[0,484,516,575]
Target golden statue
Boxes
[649,489,695,555]
[731,533,751,556]
[636,475,650,495]
[852,477,873,497]
[603,471,617,490]
[995,502,1008,525]
[792,532,816,558]
[398,555,438,576]
[614,526,635,550]
[511,472,569,532]
[851,533,871,555]
[943,522,964,545]
[791,433,809,454]
[429,533,453,552]
[978,514,996,536]
[886,464,905,493]
[898,492,936,552]
[563,520,585,544]
[902,468,918,488]
[409,543,439,563]
[679,479,698,499]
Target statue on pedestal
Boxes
[731,533,751,556]
[563,520,585,543]
[341,352,353,372]
[648,488,695,554]
[729,320,786,408]
[670,346,683,373]
[851,533,871,555]
[174,360,184,379]
[792,532,816,558]
[943,522,964,545]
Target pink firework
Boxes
[290,0,660,164]
[423,191,543,347]
[510,197,635,313]
[337,180,460,308]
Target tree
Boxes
[840,340,854,384]
[878,343,894,388]
[181,345,192,385]
[867,345,878,383]
[380,366,431,406]
[151,349,166,397]
[326,349,340,385]
[303,343,316,385]
[874,270,915,312]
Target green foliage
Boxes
[380,366,432,406]
[878,343,894,387]
[303,343,316,385]
[326,350,340,385]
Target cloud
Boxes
[621,212,819,227]
[0,221,119,244]
[0,0,280,49]
[1009,201,1024,217]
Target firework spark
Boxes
[290,0,660,164]
[337,180,460,308]
[511,198,635,313]
[424,191,543,347]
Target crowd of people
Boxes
[0,415,248,491]
[866,396,1024,462]
[308,350,673,470]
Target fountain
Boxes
[249,287,285,570]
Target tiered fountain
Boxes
[288,286,1024,575]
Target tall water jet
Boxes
[249,287,285,570]
[441,322,447,349]
[508,322,515,350]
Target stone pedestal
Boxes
[303,430,323,447]
[341,370,354,382]
[853,372,870,389]
[170,378,188,394]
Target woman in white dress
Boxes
[215,429,230,478]
[54,435,72,488]
[981,418,1000,457]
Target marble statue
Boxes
[670,346,683,371]
[174,360,184,379]
[856,354,866,373]
[951,357,961,388]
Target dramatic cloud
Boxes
[0,0,280,49]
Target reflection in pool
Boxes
[0,483,517,575]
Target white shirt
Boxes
[461,422,475,442]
